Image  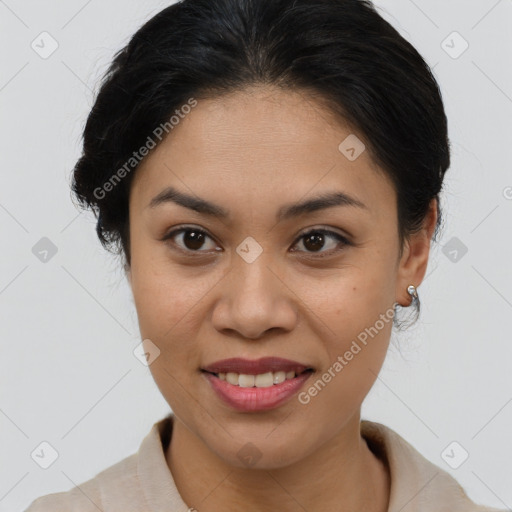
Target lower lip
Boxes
[203,371,313,412]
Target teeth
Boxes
[217,370,299,387]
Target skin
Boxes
[126,85,437,512]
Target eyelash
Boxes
[161,225,351,259]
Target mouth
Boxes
[200,357,315,388]
[202,366,314,412]
[201,368,314,388]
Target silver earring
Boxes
[407,284,418,303]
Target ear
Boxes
[395,198,438,306]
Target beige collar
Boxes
[136,413,501,511]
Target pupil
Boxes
[184,231,204,250]
[304,233,324,252]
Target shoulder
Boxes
[23,452,140,512]
[24,413,181,512]
[361,420,508,512]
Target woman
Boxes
[24,0,507,510]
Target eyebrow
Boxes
[147,185,368,221]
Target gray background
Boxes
[1,0,511,510]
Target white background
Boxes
[1,0,511,510]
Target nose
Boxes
[211,255,298,340]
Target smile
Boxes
[201,369,314,412]
[203,369,313,388]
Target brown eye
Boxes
[162,225,350,258]
[162,227,219,254]
[181,230,207,250]
[292,228,350,257]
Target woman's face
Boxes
[127,86,434,468]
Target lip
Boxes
[203,370,313,412]
[201,357,313,375]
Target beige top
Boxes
[24,413,505,512]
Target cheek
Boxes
[297,282,393,420]
[129,235,200,336]
[129,255,218,386]
[297,253,396,329]
[132,272,205,356]
[295,258,395,387]
[130,266,207,408]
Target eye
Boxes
[162,226,220,254]
[291,228,351,257]
[161,225,351,258]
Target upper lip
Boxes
[202,357,313,375]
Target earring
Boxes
[407,284,418,304]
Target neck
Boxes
[165,412,390,512]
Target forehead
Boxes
[130,86,395,219]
